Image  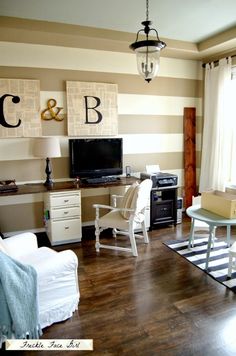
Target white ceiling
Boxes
[1,0,236,43]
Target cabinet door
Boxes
[50,194,80,208]
[50,207,81,219]
[156,201,173,220]
[151,200,174,224]
[50,218,82,243]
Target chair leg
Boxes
[94,217,100,252]
[141,220,149,244]
[129,224,138,257]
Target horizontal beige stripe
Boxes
[119,115,203,134]
[123,152,182,172]
[81,195,110,222]
[123,152,201,172]
[0,153,201,186]
[43,114,203,137]
[0,17,199,60]
[0,66,202,96]
[0,202,44,233]
[0,157,69,182]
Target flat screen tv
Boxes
[69,138,123,179]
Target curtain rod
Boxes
[202,54,236,68]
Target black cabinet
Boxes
[150,186,178,229]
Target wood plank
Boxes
[184,107,196,209]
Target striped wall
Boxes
[0,18,203,234]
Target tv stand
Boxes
[81,176,120,185]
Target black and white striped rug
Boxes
[164,235,236,293]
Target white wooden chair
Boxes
[93,179,153,256]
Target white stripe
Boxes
[198,257,229,269]
[167,237,209,248]
[223,278,236,288]
[211,268,229,278]
[0,42,202,80]
[118,94,202,116]
[122,133,184,154]
[181,246,228,261]
[40,91,203,119]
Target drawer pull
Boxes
[64,226,69,230]
[64,211,69,215]
[64,199,69,203]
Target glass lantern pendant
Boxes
[129,1,166,83]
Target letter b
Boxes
[84,96,102,124]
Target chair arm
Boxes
[93,203,135,220]
[36,249,78,279]
[93,204,134,213]
[93,204,116,210]
[4,232,38,258]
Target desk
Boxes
[0,177,139,235]
[0,177,138,196]
[186,205,236,270]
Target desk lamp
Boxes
[34,137,61,186]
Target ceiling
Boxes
[1,0,236,60]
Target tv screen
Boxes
[69,138,123,179]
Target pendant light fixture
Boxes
[129,0,166,83]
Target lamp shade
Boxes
[34,137,61,158]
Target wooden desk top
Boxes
[0,177,139,196]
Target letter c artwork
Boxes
[0,94,22,128]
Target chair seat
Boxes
[99,210,129,229]
[99,210,143,230]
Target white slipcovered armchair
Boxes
[0,232,79,329]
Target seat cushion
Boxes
[120,182,139,219]
[0,236,8,254]
[99,210,130,230]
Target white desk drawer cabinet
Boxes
[44,190,82,245]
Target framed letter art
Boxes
[66,81,118,136]
[0,79,41,138]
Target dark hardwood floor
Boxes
[7,215,236,355]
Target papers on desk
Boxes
[146,165,160,174]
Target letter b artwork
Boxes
[66,81,118,136]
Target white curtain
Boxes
[199,57,232,192]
